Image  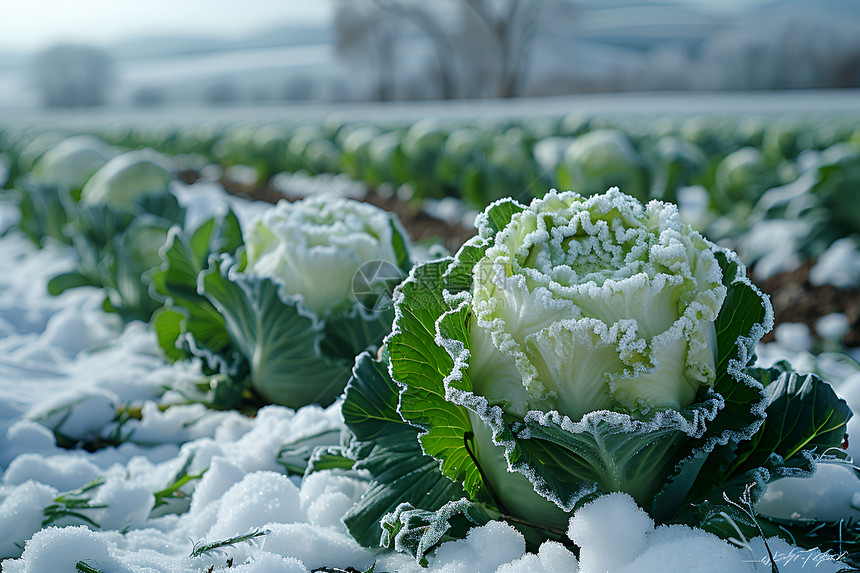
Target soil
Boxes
[755,262,860,347]
[175,170,202,186]
[360,189,478,255]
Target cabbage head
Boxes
[556,130,648,201]
[32,135,114,190]
[383,188,849,534]
[155,195,412,410]
[245,195,407,318]
[80,149,173,207]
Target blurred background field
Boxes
[1,0,860,109]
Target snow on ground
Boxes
[0,190,858,572]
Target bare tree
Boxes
[333,0,555,100]
[31,44,114,108]
[334,0,397,101]
[462,0,545,98]
[370,0,460,99]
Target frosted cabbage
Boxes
[470,188,725,420]
[245,195,403,317]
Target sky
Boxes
[0,0,333,53]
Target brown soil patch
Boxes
[755,262,860,346]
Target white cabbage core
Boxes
[469,188,726,421]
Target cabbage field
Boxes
[1,108,860,572]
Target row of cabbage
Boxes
[4,112,859,283]
[1,128,859,568]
